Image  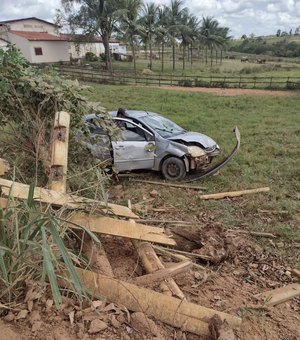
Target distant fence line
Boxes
[53,65,300,90]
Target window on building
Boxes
[34,47,43,56]
[24,24,32,28]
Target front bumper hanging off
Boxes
[185,126,241,182]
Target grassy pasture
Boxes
[83,84,300,242]
[108,55,300,78]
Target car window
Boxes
[114,118,154,142]
[139,115,185,138]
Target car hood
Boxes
[168,131,217,148]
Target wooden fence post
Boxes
[49,111,70,193]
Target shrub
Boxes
[194,79,211,87]
[286,81,300,90]
[85,52,98,62]
[0,45,117,190]
[177,79,193,87]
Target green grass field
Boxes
[83,84,300,243]
[109,58,300,78]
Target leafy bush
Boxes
[85,52,98,62]
[0,45,117,190]
[286,80,300,90]
[177,79,193,87]
[211,81,228,88]
[194,79,210,87]
[99,53,106,62]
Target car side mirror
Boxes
[145,143,156,152]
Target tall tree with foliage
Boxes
[199,16,223,66]
[61,0,123,73]
[139,2,159,70]
[165,0,188,71]
[155,6,170,73]
[118,0,143,74]
[179,13,200,70]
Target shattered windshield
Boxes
[139,114,185,138]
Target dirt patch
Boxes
[1,180,300,340]
[160,86,299,97]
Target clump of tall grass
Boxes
[0,182,101,311]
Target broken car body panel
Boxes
[84,110,240,180]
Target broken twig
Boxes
[131,179,207,191]
[200,187,270,200]
[226,229,277,239]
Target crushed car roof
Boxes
[109,110,157,118]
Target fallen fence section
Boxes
[64,267,242,336]
[69,213,176,245]
[0,178,137,219]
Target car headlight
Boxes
[187,146,206,157]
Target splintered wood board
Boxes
[0,178,137,219]
[0,158,10,176]
[68,213,176,246]
[256,283,300,306]
[70,268,241,336]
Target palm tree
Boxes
[155,5,169,73]
[199,16,223,66]
[216,26,231,64]
[165,0,188,71]
[139,2,159,70]
[179,13,200,70]
[118,0,143,74]
[61,0,122,73]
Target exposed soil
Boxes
[160,86,299,97]
[1,178,299,340]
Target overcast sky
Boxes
[0,0,299,38]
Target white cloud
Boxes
[0,0,299,38]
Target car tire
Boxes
[161,157,186,181]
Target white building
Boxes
[0,17,70,63]
[0,17,127,63]
[61,34,127,59]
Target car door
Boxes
[112,118,155,171]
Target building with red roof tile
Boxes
[0,17,127,63]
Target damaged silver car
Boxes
[85,110,240,181]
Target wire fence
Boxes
[53,65,300,90]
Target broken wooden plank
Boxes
[156,246,212,261]
[49,111,70,193]
[255,283,300,306]
[132,241,184,299]
[0,178,138,219]
[72,268,241,336]
[134,261,192,285]
[68,213,176,246]
[0,158,10,176]
[132,179,207,191]
[291,269,300,280]
[200,187,270,200]
[152,245,208,272]
[79,231,114,277]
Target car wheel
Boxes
[161,157,186,181]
